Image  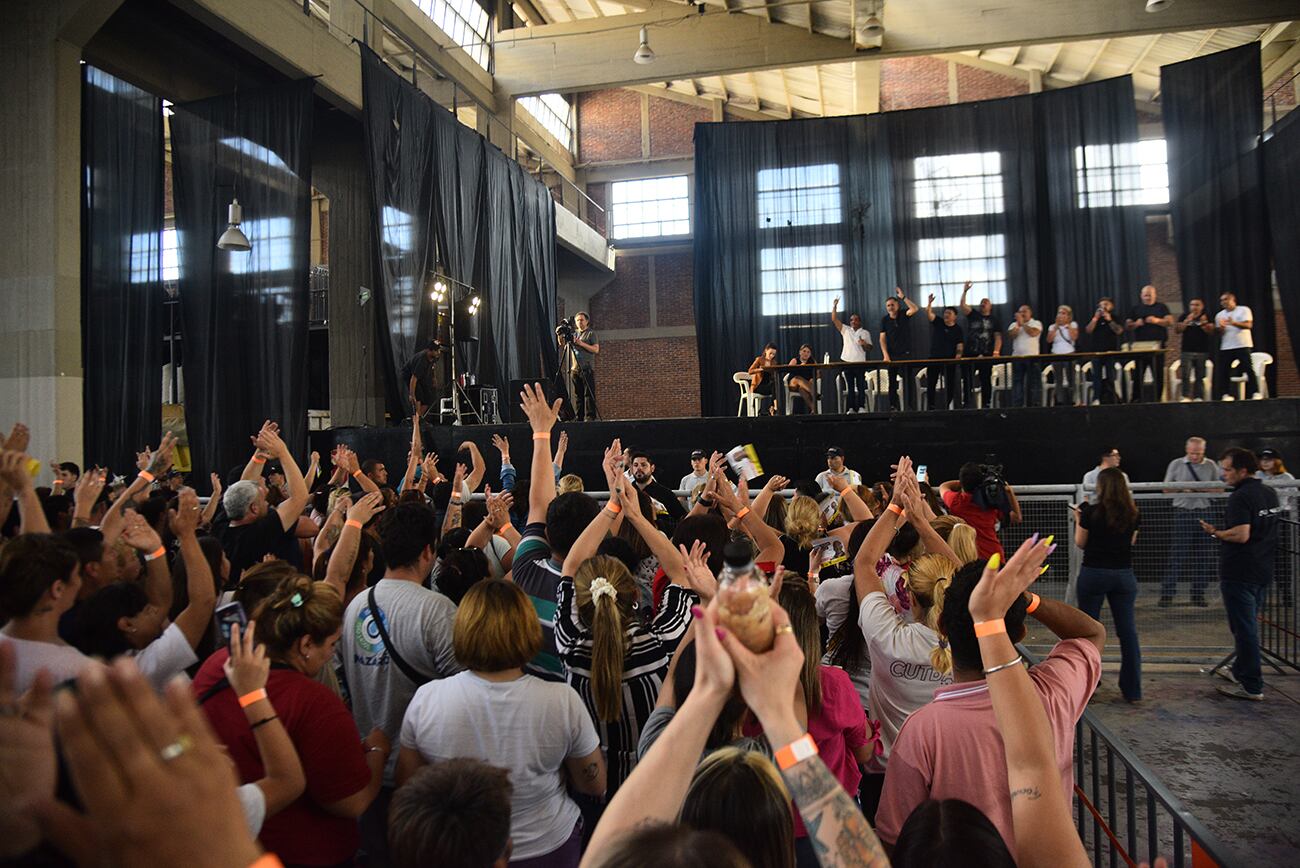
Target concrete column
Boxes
[852,60,880,115]
[0,2,87,476]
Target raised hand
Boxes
[490,434,510,461]
[209,472,223,497]
[927,293,936,305]
[486,489,514,530]
[420,452,442,485]
[136,448,151,472]
[0,641,57,859]
[764,474,790,493]
[601,439,624,506]
[557,431,569,453]
[120,510,163,553]
[451,462,467,493]
[167,489,202,538]
[678,540,717,601]
[2,423,30,454]
[832,298,839,311]
[144,431,178,477]
[253,421,286,458]
[347,491,385,526]
[519,382,561,434]
[0,452,35,491]
[967,534,1055,624]
[334,446,360,476]
[222,622,269,698]
[73,467,107,509]
[895,286,905,300]
[963,280,973,291]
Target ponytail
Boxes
[574,555,636,723]
[907,555,956,675]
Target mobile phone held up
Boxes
[916,465,928,485]
[216,601,247,644]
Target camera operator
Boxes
[557,311,600,421]
[938,461,1022,559]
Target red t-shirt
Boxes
[940,489,1004,559]
[743,665,868,838]
[193,650,370,866]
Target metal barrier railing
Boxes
[1072,700,1234,868]
[1261,516,1300,671]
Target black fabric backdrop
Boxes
[81,66,165,475]
[693,77,1148,416]
[360,46,557,418]
[170,79,314,479]
[1161,43,1273,382]
[1264,110,1300,380]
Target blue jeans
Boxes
[1221,580,1268,695]
[1012,360,1040,407]
[1077,566,1142,701]
[1163,509,1214,600]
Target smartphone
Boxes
[215,601,247,645]
[916,465,928,485]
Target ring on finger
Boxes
[159,733,194,763]
[774,624,794,636]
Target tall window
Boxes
[610,176,690,240]
[913,152,1004,218]
[227,217,294,275]
[917,235,1007,305]
[756,163,844,315]
[414,0,492,71]
[1075,139,1169,207]
[520,94,573,151]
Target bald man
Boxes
[1125,284,1172,403]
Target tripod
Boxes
[432,274,482,426]
[558,340,600,421]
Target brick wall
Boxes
[1146,219,1180,304]
[1274,309,1298,397]
[880,57,950,111]
[578,89,643,163]
[955,65,1029,101]
[590,254,651,329]
[596,335,701,419]
[649,95,710,158]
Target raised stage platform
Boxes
[312,398,1300,489]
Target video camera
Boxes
[555,317,577,341]
[972,457,1011,513]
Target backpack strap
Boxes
[367,584,432,687]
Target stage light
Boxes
[469,295,481,315]
[634,26,656,65]
[1145,0,1171,11]
[863,14,883,35]
[217,198,251,252]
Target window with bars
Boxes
[757,164,842,228]
[414,0,492,71]
[913,151,1004,218]
[916,235,1008,305]
[519,93,573,151]
[759,244,844,317]
[756,163,845,315]
[227,217,294,275]
[1075,139,1169,207]
[609,176,690,240]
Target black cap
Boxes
[691,450,706,460]
[722,540,754,569]
[826,446,844,458]
[1260,448,1280,459]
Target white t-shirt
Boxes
[840,324,873,363]
[131,622,198,691]
[679,471,709,495]
[816,468,863,495]
[1216,306,1253,350]
[1049,322,1078,354]
[1009,319,1043,356]
[400,671,600,860]
[340,578,462,784]
[0,635,95,693]
[236,783,266,836]
[858,592,952,761]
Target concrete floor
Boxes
[1084,665,1300,868]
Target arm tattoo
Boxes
[1010,786,1042,801]
[782,757,890,868]
[582,761,599,781]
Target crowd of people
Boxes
[744,283,1261,414]
[0,396,1282,867]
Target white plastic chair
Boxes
[866,368,894,412]
[784,373,821,415]
[1230,352,1273,400]
[913,368,928,411]
[989,363,1010,408]
[1039,365,1055,407]
[733,372,765,417]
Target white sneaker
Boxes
[1215,683,1263,701]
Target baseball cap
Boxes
[1259,448,1280,459]
[826,446,844,458]
[690,450,706,460]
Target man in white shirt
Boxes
[1081,446,1129,501]
[679,450,709,499]
[1161,436,1218,607]
[1007,304,1043,407]
[831,297,872,412]
[1214,292,1257,399]
[816,446,863,496]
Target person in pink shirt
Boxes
[875,553,1105,859]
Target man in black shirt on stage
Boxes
[879,287,918,411]
[1175,297,1214,401]
[1125,284,1172,402]
[403,340,444,420]
[1085,297,1124,403]
[1200,447,1282,701]
[959,281,1001,408]
[924,294,964,411]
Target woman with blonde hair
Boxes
[397,579,606,867]
[558,473,585,494]
[905,553,961,675]
[679,747,795,868]
[1075,465,1142,701]
[193,576,389,866]
[930,518,979,565]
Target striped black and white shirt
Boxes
[555,578,695,794]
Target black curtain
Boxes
[1264,110,1300,380]
[170,79,315,479]
[360,45,557,409]
[693,78,1150,415]
[693,117,896,416]
[81,66,165,475]
[1161,44,1272,375]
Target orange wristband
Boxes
[604,501,622,515]
[499,522,514,535]
[345,519,363,530]
[886,503,905,518]
[735,507,751,520]
[238,688,268,708]
[533,433,551,440]
[1025,592,1041,614]
[251,456,266,464]
[974,618,1007,638]
[248,855,284,868]
[137,470,156,483]
[775,733,819,770]
[143,546,167,562]
[351,469,364,479]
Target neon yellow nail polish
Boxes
[1039,565,1049,575]
[987,553,1001,570]
[1043,535,1055,547]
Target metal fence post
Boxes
[1067,483,1085,606]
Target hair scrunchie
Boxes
[589,577,617,604]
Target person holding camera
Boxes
[938,462,1022,559]
[557,311,600,421]
[1085,297,1124,403]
